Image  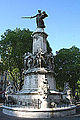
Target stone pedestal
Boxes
[6,28,58,109]
[19,68,56,109]
[32,28,48,54]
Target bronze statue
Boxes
[22,10,48,28]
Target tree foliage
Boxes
[0,28,33,90]
[54,46,80,96]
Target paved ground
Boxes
[0,105,80,120]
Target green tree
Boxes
[0,28,33,90]
[54,46,80,96]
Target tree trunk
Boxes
[19,70,24,90]
[9,71,17,91]
[72,80,76,97]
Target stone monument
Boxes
[3,10,76,118]
[19,10,56,108]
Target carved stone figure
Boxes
[5,82,14,95]
[23,50,54,71]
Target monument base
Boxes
[3,105,76,118]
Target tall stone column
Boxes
[32,28,48,54]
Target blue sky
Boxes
[0,0,80,54]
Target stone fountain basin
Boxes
[2,105,76,118]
